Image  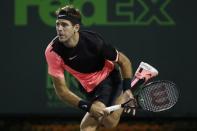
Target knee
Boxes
[101,116,120,128]
[80,118,97,131]
[80,122,91,131]
[80,122,84,131]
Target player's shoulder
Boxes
[45,36,59,56]
[79,30,105,47]
[45,36,58,52]
[80,30,99,36]
[80,30,104,41]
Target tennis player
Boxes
[45,5,157,131]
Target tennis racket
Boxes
[106,80,179,112]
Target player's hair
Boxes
[56,5,82,25]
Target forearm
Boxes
[116,52,136,93]
[54,86,81,107]
[51,76,91,112]
[117,52,133,79]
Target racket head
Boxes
[137,80,179,112]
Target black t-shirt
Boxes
[51,30,118,73]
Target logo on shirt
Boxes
[69,55,78,60]
[82,105,88,109]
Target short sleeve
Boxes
[45,45,64,78]
[95,34,119,62]
[101,44,119,62]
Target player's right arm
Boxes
[52,76,109,118]
[51,75,82,106]
[45,45,82,107]
[45,44,108,117]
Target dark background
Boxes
[0,0,197,119]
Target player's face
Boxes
[56,19,75,42]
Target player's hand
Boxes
[123,98,137,115]
[89,103,110,119]
[123,90,137,115]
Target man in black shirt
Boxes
[45,5,137,131]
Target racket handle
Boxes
[105,105,122,112]
[131,77,140,87]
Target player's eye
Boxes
[56,22,72,29]
[56,22,60,26]
[61,23,68,28]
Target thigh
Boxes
[80,113,99,131]
[100,92,128,128]
[80,101,106,131]
[82,91,124,129]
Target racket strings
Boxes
[138,81,179,112]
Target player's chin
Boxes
[58,37,68,42]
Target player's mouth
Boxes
[58,34,64,38]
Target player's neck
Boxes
[63,32,79,48]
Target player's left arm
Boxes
[116,52,136,114]
[116,52,133,80]
[95,33,134,96]
[116,52,134,95]
[96,32,136,113]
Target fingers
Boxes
[103,109,110,117]
[132,109,136,116]
[91,111,103,118]
[97,109,110,119]
[123,107,136,116]
[124,108,130,113]
[91,109,110,119]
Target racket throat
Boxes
[130,77,145,96]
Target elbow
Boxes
[118,52,132,67]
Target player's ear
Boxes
[74,24,80,32]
